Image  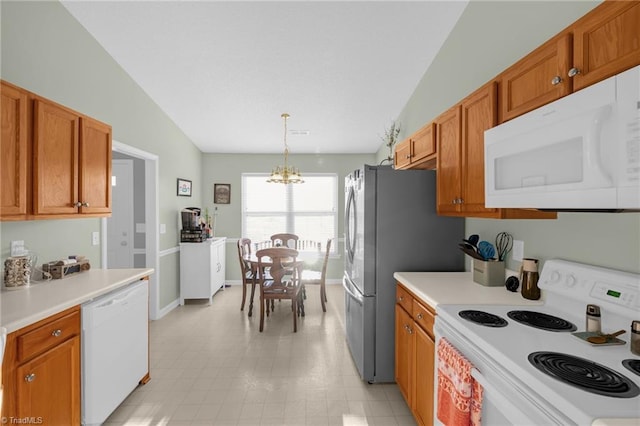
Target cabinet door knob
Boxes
[75,202,83,207]
[417,313,423,320]
[398,296,404,302]
[25,373,36,382]
[551,76,563,86]
[405,154,411,159]
[82,202,90,207]
[51,329,62,337]
[568,67,581,77]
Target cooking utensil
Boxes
[458,244,485,260]
[495,232,513,261]
[477,241,496,260]
[586,329,626,344]
[463,234,479,249]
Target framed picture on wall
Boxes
[214,184,231,204]
[177,178,192,197]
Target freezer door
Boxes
[343,274,375,382]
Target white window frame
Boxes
[241,173,338,253]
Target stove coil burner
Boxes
[529,352,640,398]
[622,359,640,377]
[507,310,577,332]
[458,310,508,327]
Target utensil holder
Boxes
[472,259,505,287]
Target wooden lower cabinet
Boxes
[2,306,81,425]
[16,337,80,425]
[414,324,435,426]
[395,283,435,426]
[395,302,413,404]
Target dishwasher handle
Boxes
[93,281,146,309]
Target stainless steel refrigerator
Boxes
[343,165,464,383]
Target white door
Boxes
[107,160,134,268]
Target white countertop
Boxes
[1,268,154,333]
[394,271,544,309]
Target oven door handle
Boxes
[471,368,535,425]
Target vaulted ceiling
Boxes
[62,1,468,154]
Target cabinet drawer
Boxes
[413,299,435,339]
[396,284,413,315]
[17,310,80,362]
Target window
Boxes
[242,173,338,251]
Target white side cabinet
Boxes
[179,237,226,305]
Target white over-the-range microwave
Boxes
[484,64,640,211]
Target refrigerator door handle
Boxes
[345,184,356,264]
[343,275,363,306]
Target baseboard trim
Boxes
[156,299,180,319]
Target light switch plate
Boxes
[92,232,100,246]
[159,224,166,234]
[512,240,524,262]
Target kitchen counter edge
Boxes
[1,268,154,333]
[394,271,543,309]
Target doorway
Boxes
[102,141,160,320]
[107,159,134,268]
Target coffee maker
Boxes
[180,207,205,242]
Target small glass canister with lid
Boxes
[631,321,640,356]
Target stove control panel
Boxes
[591,281,638,309]
[539,259,640,312]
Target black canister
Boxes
[631,320,640,356]
[520,258,540,300]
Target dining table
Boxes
[242,247,307,317]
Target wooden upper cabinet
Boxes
[394,138,412,169]
[1,82,29,219]
[32,98,112,217]
[461,82,499,216]
[0,81,112,221]
[394,123,436,170]
[33,99,80,215]
[572,1,640,91]
[499,34,572,123]
[80,117,112,214]
[411,123,436,166]
[435,105,462,215]
[500,1,640,123]
[437,83,556,219]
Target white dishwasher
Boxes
[82,279,148,426]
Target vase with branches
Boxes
[380,121,401,165]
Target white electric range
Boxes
[435,259,640,425]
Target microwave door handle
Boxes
[586,104,613,185]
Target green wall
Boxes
[376,0,640,274]
[0,1,202,308]
[201,153,375,282]
[2,0,637,319]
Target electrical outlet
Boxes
[10,240,25,256]
[92,232,100,246]
[512,240,524,262]
[159,224,166,234]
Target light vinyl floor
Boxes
[105,284,416,426]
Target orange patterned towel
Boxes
[437,338,483,426]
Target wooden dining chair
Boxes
[237,238,258,316]
[270,233,299,248]
[256,247,304,332]
[301,238,332,312]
